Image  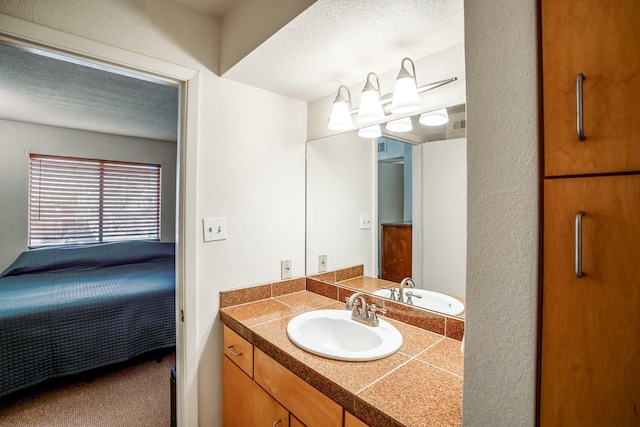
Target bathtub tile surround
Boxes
[219,289,464,426]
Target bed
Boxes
[0,240,176,397]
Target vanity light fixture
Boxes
[357,124,382,138]
[357,72,385,123]
[419,108,449,126]
[328,85,354,131]
[385,116,413,133]
[326,56,458,132]
[390,58,422,114]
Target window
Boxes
[29,154,161,247]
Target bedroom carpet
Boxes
[0,350,175,427]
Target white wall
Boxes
[463,1,539,426]
[0,120,177,271]
[0,2,307,426]
[306,131,376,275]
[421,137,466,298]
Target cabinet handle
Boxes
[272,420,282,427]
[226,345,243,357]
[575,212,585,278]
[576,73,586,141]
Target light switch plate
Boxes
[203,217,227,242]
[360,213,372,230]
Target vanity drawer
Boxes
[254,348,342,427]
[223,325,253,377]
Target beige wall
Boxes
[463,1,539,425]
[0,120,177,271]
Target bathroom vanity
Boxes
[219,284,463,427]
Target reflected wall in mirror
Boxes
[306,104,466,317]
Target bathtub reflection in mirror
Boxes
[306,104,466,317]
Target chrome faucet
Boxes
[398,277,415,304]
[345,292,386,326]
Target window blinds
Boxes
[29,154,161,247]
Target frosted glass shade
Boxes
[386,117,413,133]
[328,100,353,130]
[357,89,385,122]
[357,124,381,138]
[391,76,422,114]
[419,108,449,126]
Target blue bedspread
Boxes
[0,241,176,397]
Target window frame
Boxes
[28,154,162,248]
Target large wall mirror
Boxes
[306,104,466,317]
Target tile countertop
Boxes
[219,291,463,427]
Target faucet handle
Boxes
[367,304,387,326]
[381,286,396,300]
[405,291,422,305]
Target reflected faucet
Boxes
[398,277,415,304]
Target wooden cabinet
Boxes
[380,223,411,283]
[540,176,640,425]
[223,356,289,427]
[541,0,640,176]
[223,325,253,377]
[344,412,368,427]
[222,326,342,427]
[254,348,342,427]
[539,1,640,425]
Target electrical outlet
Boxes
[318,254,327,272]
[281,259,292,279]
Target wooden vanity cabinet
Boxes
[344,412,368,427]
[222,326,349,427]
[223,356,289,427]
[541,0,640,176]
[223,326,289,427]
[254,348,342,427]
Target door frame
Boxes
[0,13,200,426]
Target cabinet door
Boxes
[541,0,640,176]
[254,349,342,427]
[381,223,412,282]
[223,356,289,427]
[540,175,640,425]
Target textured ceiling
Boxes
[0,0,463,140]
[223,0,464,102]
[0,42,179,142]
[174,0,239,17]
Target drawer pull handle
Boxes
[576,73,586,141]
[272,420,282,427]
[575,211,585,278]
[227,345,243,357]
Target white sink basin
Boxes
[286,309,402,361]
[373,288,465,316]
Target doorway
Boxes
[0,17,199,425]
